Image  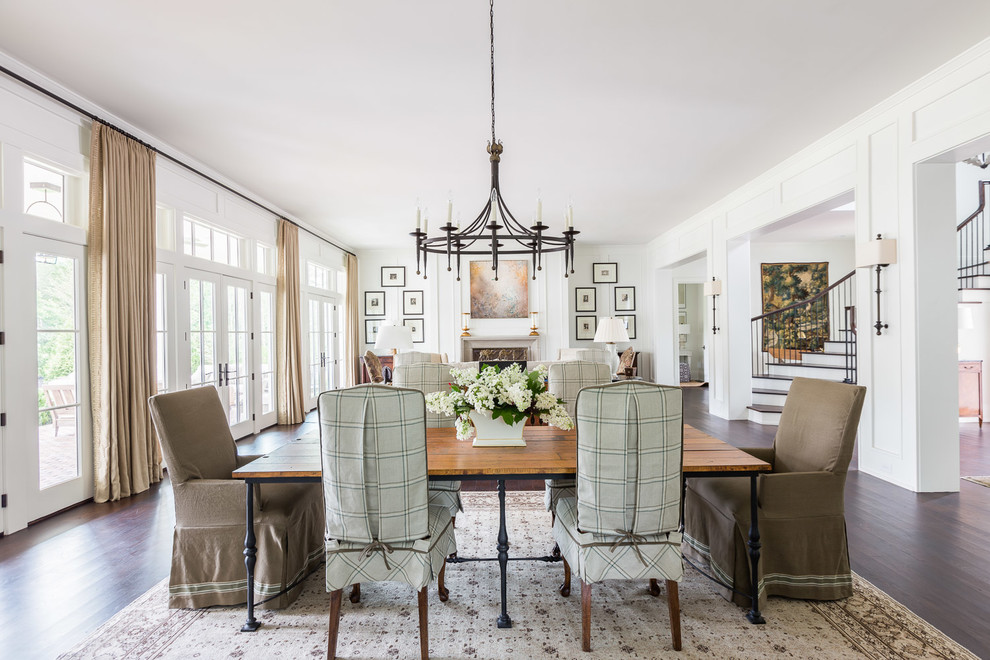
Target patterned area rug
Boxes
[60,492,976,659]
[962,476,990,488]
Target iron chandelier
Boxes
[411,0,578,282]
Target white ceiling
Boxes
[2,1,990,249]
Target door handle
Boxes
[218,364,224,388]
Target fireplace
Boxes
[472,347,528,361]
[460,336,540,361]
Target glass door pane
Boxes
[224,278,252,436]
[36,252,80,489]
[188,275,217,389]
[308,297,322,398]
[259,289,275,417]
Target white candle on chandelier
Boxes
[568,205,574,228]
[536,197,543,223]
[423,209,429,235]
[416,206,421,231]
[447,191,453,224]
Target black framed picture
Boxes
[381,266,406,287]
[365,319,382,344]
[576,315,597,340]
[364,291,385,316]
[575,287,596,312]
[403,318,425,343]
[403,289,424,315]
[616,314,637,339]
[614,286,636,312]
[592,262,617,284]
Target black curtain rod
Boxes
[0,63,354,257]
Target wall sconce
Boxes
[703,277,722,334]
[855,233,898,335]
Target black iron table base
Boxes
[239,470,766,631]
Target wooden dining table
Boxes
[233,424,771,632]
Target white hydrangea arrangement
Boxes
[425,363,573,440]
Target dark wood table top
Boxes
[233,424,770,480]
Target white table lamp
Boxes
[374,324,413,354]
[593,317,630,373]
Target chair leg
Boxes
[559,557,571,597]
[451,515,456,529]
[581,580,592,652]
[349,583,361,603]
[550,511,561,558]
[418,586,429,660]
[327,589,343,660]
[666,580,681,651]
[437,559,449,602]
[649,578,660,597]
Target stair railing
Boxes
[751,270,857,383]
[958,180,990,290]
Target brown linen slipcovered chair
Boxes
[319,385,456,660]
[148,387,324,609]
[553,382,684,652]
[392,363,463,521]
[544,361,613,514]
[684,377,866,608]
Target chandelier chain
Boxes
[490,0,496,144]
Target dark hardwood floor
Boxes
[2,388,989,658]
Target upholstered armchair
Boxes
[544,361,613,514]
[553,382,684,652]
[684,377,866,608]
[392,363,463,522]
[319,385,456,660]
[393,351,448,368]
[148,387,324,609]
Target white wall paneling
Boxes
[647,36,990,492]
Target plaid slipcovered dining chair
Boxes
[553,381,684,652]
[544,361,613,515]
[392,363,463,524]
[319,385,456,660]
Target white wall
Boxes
[568,245,654,380]
[356,247,567,363]
[648,35,990,491]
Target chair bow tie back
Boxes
[609,528,650,567]
[359,539,395,570]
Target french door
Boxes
[187,269,254,438]
[306,293,338,409]
[27,237,91,521]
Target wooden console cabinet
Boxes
[959,360,983,427]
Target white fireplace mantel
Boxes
[460,335,540,361]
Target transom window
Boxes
[307,261,332,290]
[257,243,275,277]
[24,160,65,222]
[183,216,243,267]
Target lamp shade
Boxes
[856,237,897,267]
[703,279,722,296]
[374,324,413,352]
[593,316,630,343]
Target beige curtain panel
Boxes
[345,253,359,387]
[87,122,162,503]
[276,218,306,424]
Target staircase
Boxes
[958,180,990,292]
[748,271,857,425]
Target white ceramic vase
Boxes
[469,410,527,447]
